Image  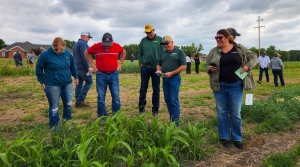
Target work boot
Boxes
[75,102,90,107]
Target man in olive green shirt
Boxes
[156,35,186,126]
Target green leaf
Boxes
[0,153,12,167]
[118,141,133,155]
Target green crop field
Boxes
[1,58,300,166]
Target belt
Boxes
[97,70,117,74]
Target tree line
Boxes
[249,45,300,61]
[1,38,299,61]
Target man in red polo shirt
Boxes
[85,32,126,118]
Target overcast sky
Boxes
[0,0,299,54]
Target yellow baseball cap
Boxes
[144,23,154,32]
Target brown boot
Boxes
[75,102,90,107]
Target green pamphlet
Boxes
[235,67,248,80]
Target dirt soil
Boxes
[189,123,300,167]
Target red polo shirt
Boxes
[87,42,124,72]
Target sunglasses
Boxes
[215,36,224,40]
[162,43,169,46]
[145,31,152,35]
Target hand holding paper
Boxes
[235,67,248,80]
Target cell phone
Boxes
[86,71,91,76]
[210,63,217,67]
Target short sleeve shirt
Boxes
[87,42,124,72]
[158,48,186,73]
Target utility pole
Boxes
[254,16,265,56]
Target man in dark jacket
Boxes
[138,23,164,115]
[73,32,94,107]
[194,52,200,74]
[13,51,23,68]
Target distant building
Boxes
[201,54,207,62]
[0,41,72,58]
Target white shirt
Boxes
[186,56,192,63]
[258,55,270,68]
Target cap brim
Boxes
[102,41,112,46]
[235,33,241,36]
[160,41,169,45]
[88,36,93,38]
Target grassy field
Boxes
[1,58,300,166]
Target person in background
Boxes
[194,52,200,74]
[13,51,23,68]
[156,35,186,126]
[26,49,35,68]
[270,52,285,87]
[130,53,135,65]
[138,23,164,115]
[36,37,78,129]
[73,32,94,107]
[85,32,126,118]
[205,29,257,149]
[227,27,241,39]
[257,52,270,84]
[186,53,192,74]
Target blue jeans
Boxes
[96,70,120,117]
[259,67,269,82]
[75,69,93,103]
[44,83,73,128]
[163,74,181,126]
[213,81,243,141]
[272,69,285,86]
[15,61,23,67]
[139,66,160,113]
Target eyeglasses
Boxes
[145,31,152,35]
[215,36,224,40]
[162,43,169,46]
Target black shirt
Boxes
[194,54,200,64]
[219,47,241,83]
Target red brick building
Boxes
[0,41,51,58]
[0,41,73,58]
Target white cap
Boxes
[81,32,93,38]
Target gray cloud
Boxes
[0,0,299,53]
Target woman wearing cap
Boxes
[26,49,36,68]
[205,29,257,149]
[270,53,285,87]
[36,37,78,130]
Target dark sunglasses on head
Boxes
[145,31,152,35]
[215,36,224,40]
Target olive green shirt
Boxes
[158,48,186,73]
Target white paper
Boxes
[245,94,253,105]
